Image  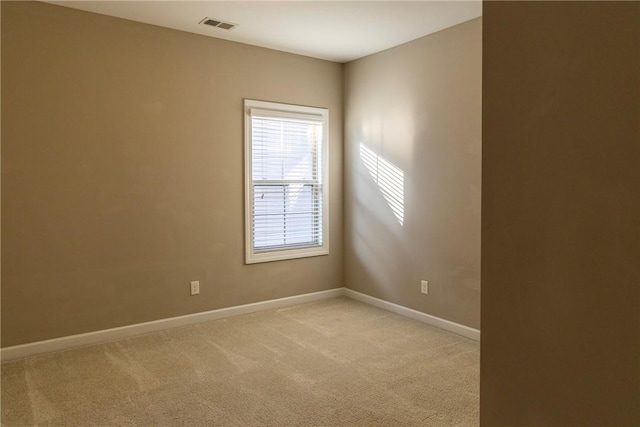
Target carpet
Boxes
[1,297,479,426]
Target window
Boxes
[244,99,329,264]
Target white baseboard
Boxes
[0,288,343,362]
[1,287,479,362]
[343,289,480,341]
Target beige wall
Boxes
[1,1,343,346]
[482,2,639,425]
[343,19,482,329]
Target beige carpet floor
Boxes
[1,297,479,426]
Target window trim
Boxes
[244,99,329,264]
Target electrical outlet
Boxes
[190,280,200,296]
[421,280,429,295]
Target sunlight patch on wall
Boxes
[359,142,405,225]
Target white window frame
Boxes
[244,99,329,264]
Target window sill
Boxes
[246,246,329,264]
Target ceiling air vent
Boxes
[199,17,237,31]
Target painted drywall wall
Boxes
[343,19,481,329]
[0,0,3,352]
[1,1,343,346]
[482,2,639,425]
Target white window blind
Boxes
[244,100,329,264]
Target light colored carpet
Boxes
[1,297,479,426]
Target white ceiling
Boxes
[45,1,482,63]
